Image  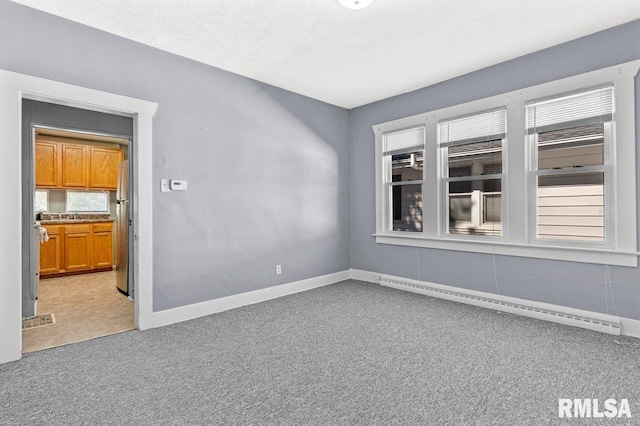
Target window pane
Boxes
[391,183,422,232]
[35,190,48,212]
[448,139,502,177]
[67,191,109,212]
[538,123,604,170]
[537,172,604,242]
[449,179,501,236]
[390,151,423,182]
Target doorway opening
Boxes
[1,69,156,364]
[23,124,136,353]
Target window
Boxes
[66,191,109,213]
[439,110,506,237]
[373,60,639,267]
[527,87,612,244]
[383,127,425,232]
[35,190,48,212]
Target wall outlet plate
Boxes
[276,264,282,275]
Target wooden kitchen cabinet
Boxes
[40,222,114,276]
[61,144,88,188]
[92,223,113,268]
[64,224,92,272]
[90,147,123,189]
[39,226,62,276]
[35,142,59,188]
[36,135,124,190]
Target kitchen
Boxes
[23,127,135,352]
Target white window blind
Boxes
[439,109,506,146]
[527,87,613,133]
[383,126,425,154]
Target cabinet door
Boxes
[62,144,88,188]
[35,142,59,188]
[90,148,123,190]
[93,223,113,268]
[64,225,91,271]
[40,233,62,275]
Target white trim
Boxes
[349,268,380,283]
[151,270,351,328]
[620,318,640,339]
[372,60,640,267]
[373,271,640,338]
[374,234,638,267]
[0,69,157,364]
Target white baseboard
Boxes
[621,318,640,339]
[151,270,350,328]
[349,268,380,283]
[357,270,639,338]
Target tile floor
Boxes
[22,271,135,353]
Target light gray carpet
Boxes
[2,280,639,425]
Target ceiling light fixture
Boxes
[338,0,373,10]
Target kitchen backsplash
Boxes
[38,213,111,220]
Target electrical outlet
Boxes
[276,264,282,275]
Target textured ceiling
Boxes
[11,0,640,109]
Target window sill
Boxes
[373,233,638,267]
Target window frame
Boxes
[382,125,426,233]
[527,111,613,248]
[65,190,110,213]
[438,108,507,241]
[373,60,639,267]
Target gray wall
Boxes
[350,20,640,320]
[3,2,350,312]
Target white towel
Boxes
[39,227,49,243]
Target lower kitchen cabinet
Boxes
[92,223,113,268]
[39,226,62,275]
[64,224,92,272]
[39,222,113,276]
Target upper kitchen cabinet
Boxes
[90,147,123,190]
[35,141,59,188]
[35,135,124,190]
[61,144,88,188]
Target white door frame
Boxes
[0,69,157,364]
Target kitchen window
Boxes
[66,190,109,213]
[373,60,639,266]
[35,189,48,212]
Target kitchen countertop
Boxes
[40,219,115,225]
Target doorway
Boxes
[0,69,156,364]
[24,123,135,352]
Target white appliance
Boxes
[115,160,129,295]
[26,221,42,318]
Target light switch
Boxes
[160,179,170,192]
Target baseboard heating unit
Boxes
[379,275,621,335]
